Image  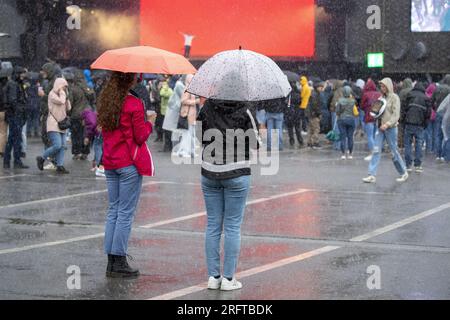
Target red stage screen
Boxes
[140,0,315,58]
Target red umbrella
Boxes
[91,46,196,75]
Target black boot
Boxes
[106,255,114,277]
[56,166,70,174]
[109,255,139,278]
[14,162,29,169]
[36,156,45,171]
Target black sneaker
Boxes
[108,255,139,278]
[14,162,29,169]
[3,162,10,169]
[36,156,45,171]
[106,255,114,277]
[56,166,70,174]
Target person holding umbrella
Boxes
[90,45,196,278]
[187,49,291,291]
[97,72,156,278]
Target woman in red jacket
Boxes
[97,72,156,278]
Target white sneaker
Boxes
[347,154,353,160]
[207,276,222,290]
[44,163,57,170]
[362,175,376,183]
[341,155,346,160]
[396,172,409,182]
[220,278,242,291]
[364,154,373,162]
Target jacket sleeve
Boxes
[385,96,401,128]
[437,95,450,115]
[49,90,67,106]
[6,81,17,107]
[131,100,152,146]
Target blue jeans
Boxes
[202,175,251,279]
[434,114,444,158]
[368,127,407,177]
[3,116,23,164]
[365,122,376,152]
[104,165,143,256]
[404,124,424,167]
[93,134,103,167]
[338,117,356,154]
[424,120,436,152]
[42,132,66,166]
[266,112,284,151]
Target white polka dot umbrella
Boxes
[186,49,291,102]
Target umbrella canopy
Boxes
[283,70,300,83]
[186,49,291,102]
[91,46,196,75]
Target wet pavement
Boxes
[0,136,449,300]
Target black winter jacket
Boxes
[197,100,260,180]
[402,84,431,128]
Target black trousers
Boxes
[163,130,172,151]
[286,108,304,145]
[71,119,89,155]
[3,116,24,164]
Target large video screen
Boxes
[140,0,315,58]
[411,0,450,32]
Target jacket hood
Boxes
[426,83,437,97]
[355,79,365,90]
[442,74,450,86]
[42,63,60,80]
[52,78,68,92]
[364,79,377,92]
[174,80,186,97]
[12,66,26,81]
[413,82,426,92]
[402,78,413,90]
[343,86,352,98]
[300,76,308,86]
[380,78,394,95]
[84,69,92,78]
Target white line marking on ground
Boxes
[0,174,30,180]
[149,246,340,300]
[349,202,450,242]
[0,181,178,211]
[148,201,450,300]
[0,189,312,255]
[0,233,104,255]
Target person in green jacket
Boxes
[159,80,173,152]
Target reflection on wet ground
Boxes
[0,139,449,299]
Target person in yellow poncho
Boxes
[298,76,311,134]
[300,76,311,109]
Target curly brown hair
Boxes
[97,72,136,132]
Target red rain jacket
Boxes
[102,93,154,176]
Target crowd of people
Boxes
[1,60,450,291]
[1,62,450,182]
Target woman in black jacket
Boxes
[197,99,259,291]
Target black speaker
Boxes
[20,33,36,62]
[412,42,428,60]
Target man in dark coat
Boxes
[401,82,432,171]
[3,67,29,169]
[306,81,325,149]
